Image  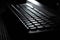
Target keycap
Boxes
[37,26,43,28]
[29,25,34,27]
[34,17,39,19]
[33,16,38,18]
[38,20,44,23]
[23,20,28,22]
[25,14,30,17]
[27,16,32,19]
[25,21,30,24]
[29,18,34,20]
[30,27,36,29]
[30,19,35,22]
[29,30,40,33]
[34,23,40,26]
[32,21,38,24]
[26,23,32,26]
[36,18,41,21]
[41,22,46,25]
[22,17,26,20]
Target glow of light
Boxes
[27,0,41,6]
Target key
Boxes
[38,20,44,23]
[23,20,28,22]
[37,26,43,28]
[36,18,41,21]
[26,23,32,26]
[30,27,36,29]
[32,21,38,24]
[41,22,46,25]
[34,23,40,26]
[29,25,34,27]
[30,19,35,22]
[34,17,39,19]
[25,21,30,24]
[29,18,33,20]
[29,30,40,33]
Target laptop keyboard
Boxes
[9,3,56,33]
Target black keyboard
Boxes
[9,3,56,33]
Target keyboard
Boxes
[9,3,56,33]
